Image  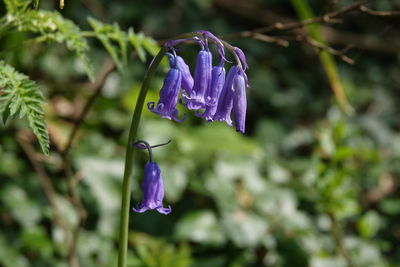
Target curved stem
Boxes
[132,140,153,162]
[117,46,166,267]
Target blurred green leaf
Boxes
[1,185,42,228]
[357,211,383,238]
[175,210,226,246]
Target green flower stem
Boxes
[117,46,166,267]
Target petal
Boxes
[201,66,226,120]
[233,72,247,133]
[132,203,148,213]
[213,66,238,126]
[148,68,182,119]
[176,56,194,95]
[156,205,172,215]
[186,50,212,110]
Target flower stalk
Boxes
[118,30,249,267]
[117,46,166,267]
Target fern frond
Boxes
[88,17,128,72]
[0,61,50,155]
[10,10,94,81]
[128,28,159,62]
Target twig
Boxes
[58,57,115,267]
[217,0,400,54]
[250,33,355,64]
[296,35,355,64]
[62,57,115,156]
[360,5,400,16]
[328,212,355,267]
[223,0,372,40]
[64,162,86,267]
[251,33,289,47]
[17,132,72,262]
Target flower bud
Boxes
[233,69,247,133]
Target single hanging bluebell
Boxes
[182,41,212,110]
[232,68,247,133]
[197,57,226,121]
[147,54,185,121]
[212,65,239,126]
[132,140,171,215]
[175,55,194,95]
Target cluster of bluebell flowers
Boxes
[148,31,249,133]
[132,32,249,216]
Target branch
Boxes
[57,57,115,267]
[222,0,372,39]
[218,0,400,54]
[251,33,289,47]
[328,212,355,267]
[17,132,73,262]
[249,33,355,64]
[64,162,86,267]
[62,57,115,156]
[296,35,355,64]
[359,5,400,16]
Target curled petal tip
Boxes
[173,111,186,122]
[157,205,172,215]
[234,47,249,70]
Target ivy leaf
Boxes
[0,61,50,155]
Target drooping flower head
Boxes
[132,140,171,215]
[148,30,249,132]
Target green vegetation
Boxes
[0,0,399,266]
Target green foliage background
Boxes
[0,0,400,266]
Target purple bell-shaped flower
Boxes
[197,59,226,121]
[213,65,239,126]
[176,56,194,95]
[232,68,247,133]
[183,49,212,110]
[132,140,171,215]
[147,55,185,122]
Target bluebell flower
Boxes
[147,55,185,122]
[132,162,171,215]
[132,140,172,215]
[175,56,194,95]
[197,60,226,121]
[213,65,238,126]
[183,49,212,110]
[232,68,247,133]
